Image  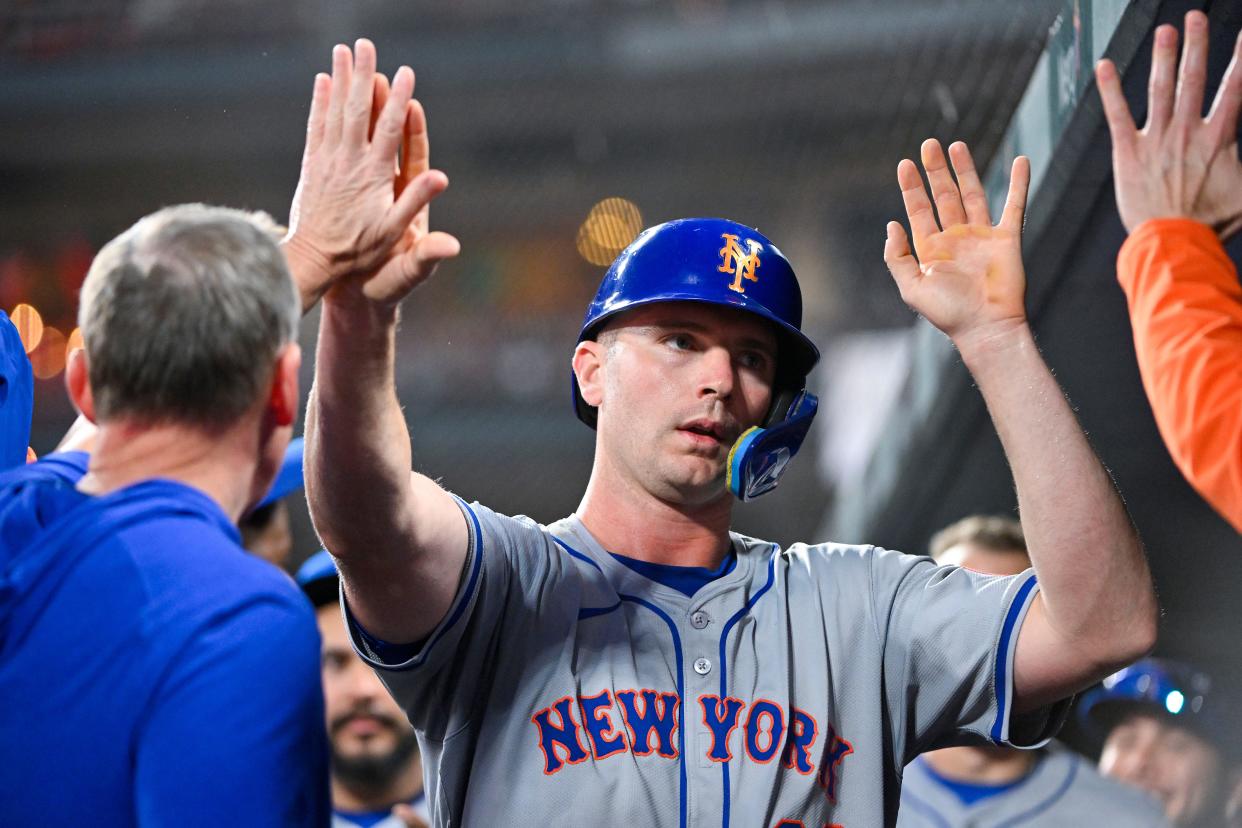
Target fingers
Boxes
[1146,24,1179,132]
[897,158,939,253]
[1000,156,1031,233]
[948,141,991,226]
[413,231,462,268]
[302,73,331,160]
[402,98,430,185]
[920,139,967,228]
[370,65,415,167]
[383,170,450,243]
[1096,59,1137,151]
[324,44,352,148]
[1207,28,1242,146]
[343,38,378,149]
[400,231,461,290]
[1175,11,1209,122]
[368,72,390,143]
[369,230,461,304]
[883,221,920,292]
[401,99,431,233]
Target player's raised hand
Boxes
[884,139,1029,350]
[283,39,459,311]
[1097,12,1242,239]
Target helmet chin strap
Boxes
[725,389,818,501]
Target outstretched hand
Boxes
[284,39,460,311]
[1097,11,1242,240]
[884,139,1030,352]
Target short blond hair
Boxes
[929,515,1027,562]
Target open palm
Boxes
[885,140,1030,345]
[1097,13,1242,240]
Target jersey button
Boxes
[693,657,712,675]
[690,611,710,629]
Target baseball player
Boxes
[302,41,1157,827]
[1082,659,1238,827]
[299,551,431,828]
[898,516,1168,827]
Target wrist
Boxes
[952,318,1034,370]
[322,286,400,332]
[281,234,333,313]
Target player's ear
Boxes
[268,343,302,428]
[64,346,97,423]
[573,340,606,408]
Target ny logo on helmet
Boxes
[717,234,763,294]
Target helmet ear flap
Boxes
[764,388,800,428]
[727,390,818,500]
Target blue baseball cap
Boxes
[0,310,34,470]
[295,549,338,608]
[256,437,304,509]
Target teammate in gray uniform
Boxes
[300,41,1158,827]
[1083,659,1237,827]
[898,517,1168,827]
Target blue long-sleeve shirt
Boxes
[0,451,330,826]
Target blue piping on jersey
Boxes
[579,602,622,620]
[619,595,687,828]
[716,546,779,828]
[379,498,485,673]
[990,574,1038,743]
[552,536,603,572]
[552,535,688,828]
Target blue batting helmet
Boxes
[572,217,819,427]
[1078,658,1233,755]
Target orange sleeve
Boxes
[1117,218,1242,532]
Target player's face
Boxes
[1099,711,1224,825]
[316,604,417,766]
[596,302,777,503]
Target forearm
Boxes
[959,323,1156,667]
[305,294,416,558]
[1118,219,1242,531]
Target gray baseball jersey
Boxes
[344,499,1070,827]
[897,742,1169,827]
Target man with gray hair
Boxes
[0,36,457,825]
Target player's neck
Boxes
[78,415,263,523]
[921,745,1037,785]
[332,753,423,813]
[577,465,733,568]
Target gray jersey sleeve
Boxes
[342,498,562,741]
[870,548,1071,764]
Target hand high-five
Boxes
[884,139,1031,350]
[1097,11,1242,240]
[284,39,460,311]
